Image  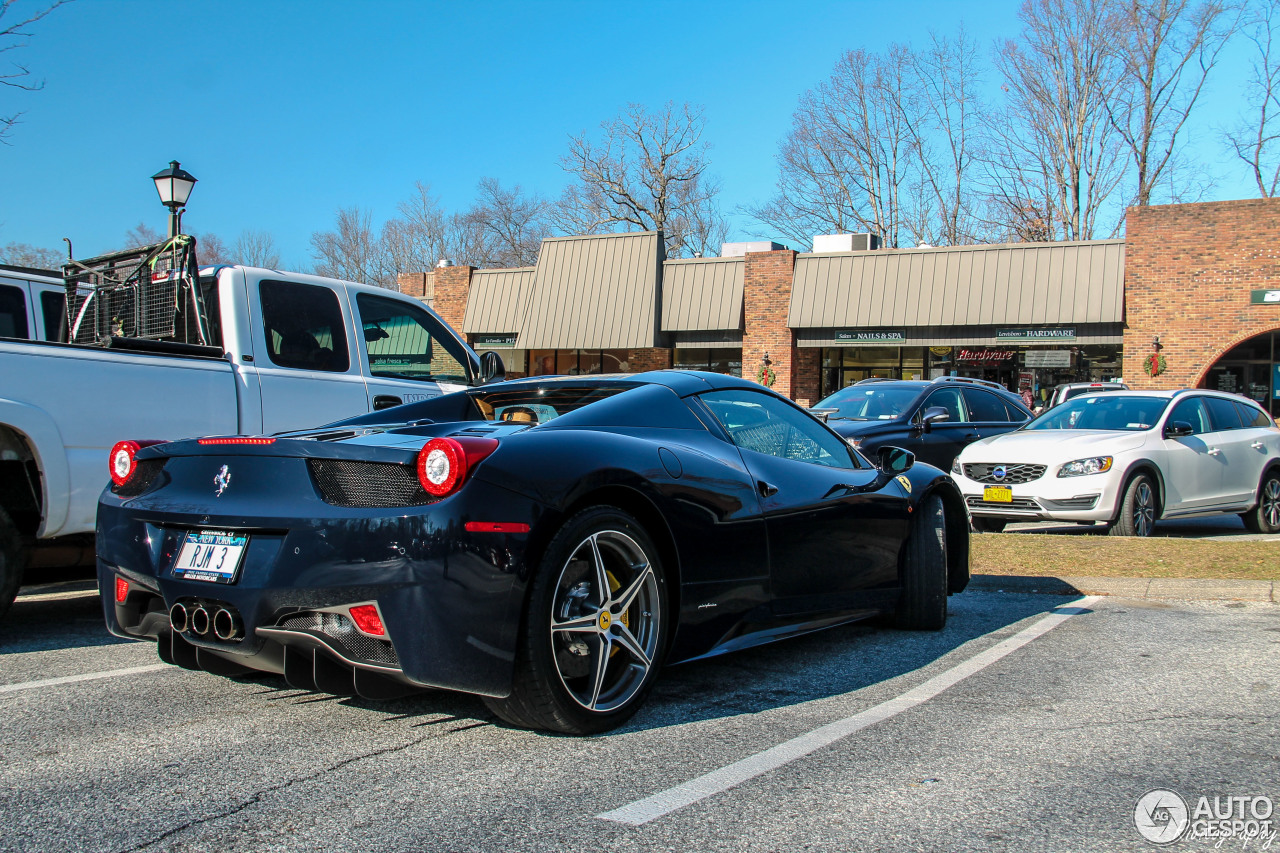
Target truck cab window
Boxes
[260,280,350,372]
[39,291,66,342]
[0,285,30,339]
[355,293,471,383]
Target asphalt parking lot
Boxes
[2,583,1276,852]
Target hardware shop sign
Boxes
[997,327,1077,342]
[1023,349,1073,368]
[957,348,1017,365]
[1251,289,1280,305]
[834,329,907,343]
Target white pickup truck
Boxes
[0,260,500,616]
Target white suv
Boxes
[952,389,1280,536]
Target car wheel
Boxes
[971,517,1007,534]
[1241,470,1280,534]
[485,506,668,735]
[1109,473,1157,537]
[895,494,948,630]
[0,507,24,620]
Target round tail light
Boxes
[415,437,498,498]
[109,440,142,487]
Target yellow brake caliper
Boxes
[606,571,630,656]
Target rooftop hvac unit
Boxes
[812,233,880,253]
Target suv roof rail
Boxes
[930,375,1007,391]
[853,377,898,385]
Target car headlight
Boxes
[1057,456,1113,477]
[950,459,961,475]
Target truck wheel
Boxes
[0,507,25,620]
[1109,473,1157,537]
[1241,470,1280,534]
[484,506,668,735]
[895,495,948,630]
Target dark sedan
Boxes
[813,377,1034,471]
[97,371,968,734]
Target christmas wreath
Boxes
[1143,352,1167,377]
[757,363,777,387]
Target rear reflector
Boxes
[464,522,531,533]
[114,577,129,603]
[348,604,385,636]
[197,437,277,445]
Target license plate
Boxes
[983,486,1013,503]
[172,530,248,584]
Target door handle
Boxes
[373,395,403,411]
[757,480,779,497]
[1252,441,1266,449]
[1207,447,1222,456]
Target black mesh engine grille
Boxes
[112,459,166,497]
[277,612,400,667]
[306,459,436,508]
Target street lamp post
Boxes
[151,160,198,238]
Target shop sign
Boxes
[1250,289,1280,304]
[834,329,907,343]
[1274,365,1280,399]
[474,333,518,347]
[1023,349,1073,368]
[996,327,1077,342]
[956,347,1017,365]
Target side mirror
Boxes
[877,445,915,474]
[1164,420,1194,438]
[478,351,506,385]
[916,406,949,433]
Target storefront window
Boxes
[528,349,638,376]
[1201,330,1277,416]
[674,348,742,377]
[820,347,929,398]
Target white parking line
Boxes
[598,596,1100,826]
[0,664,171,696]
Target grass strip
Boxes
[971,533,1280,580]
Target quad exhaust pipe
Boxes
[169,602,243,641]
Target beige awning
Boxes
[462,267,535,334]
[661,256,744,331]
[788,240,1125,329]
[517,231,665,350]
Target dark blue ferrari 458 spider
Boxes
[98,370,968,734]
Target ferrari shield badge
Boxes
[214,465,231,497]
[895,475,912,494]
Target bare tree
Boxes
[232,229,281,268]
[0,239,59,267]
[986,0,1130,241]
[458,178,550,268]
[1107,0,1237,206]
[555,101,727,257]
[1,0,69,143]
[1227,0,1280,196]
[310,207,394,287]
[751,37,987,250]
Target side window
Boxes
[1235,400,1273,429]
[355,293,471,383]
[259,280,350,372]
[922,388,966,423]
[1003,399,1031,422]
[1168,397,1211,435]
[962,388,1009,422]
[39,290,66,341]
[701,389,858,469]
[1204,396,1243,431]
[0,285,30,339]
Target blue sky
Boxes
[0,0,1262,270]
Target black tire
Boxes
[895,494,948,630]
[971,517,1007,534]
[1109,473,1157,537]
[484,506,668,735]
[1241,469,1280,534]
[0,507,25,621]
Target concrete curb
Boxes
[968,574,1277,603]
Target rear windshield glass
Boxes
[813,386,919,420]
[468,385,628,426]
[1026,395,1169,431]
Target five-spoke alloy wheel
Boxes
[485,506,668,734]
[1242,470,1280,534]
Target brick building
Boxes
[407,198,1280,417]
